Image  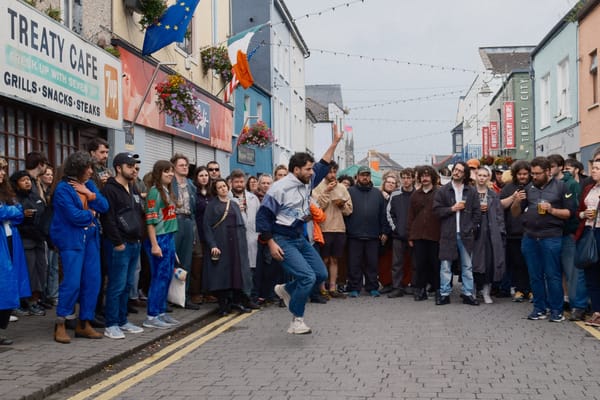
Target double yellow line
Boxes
[69,312,254,400]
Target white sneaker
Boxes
[104,325,125,339]
[274,284,291,308]
[482,284,493,304]
[142,317,172,329]
[158,314,180,326]
[287,317,312,334]
[120,322,144,334]
[9,315,18,322]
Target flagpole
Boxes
[125,61,177,149]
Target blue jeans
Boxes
[440,233,474,297]
[144,233,176,317]
[562,234,588,309]
[274,234,328,318]
[104,241,141,327]
[521,235,563,315]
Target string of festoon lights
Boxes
[353,130,449,150]
[348,89,465,111]
[346,118,455,124]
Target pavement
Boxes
[0,301,217,400]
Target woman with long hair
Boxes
[50,151,108,344]
[142,160,180,329]
[0,158,31,345]
[203,179,252,316]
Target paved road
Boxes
[51,291,600,400]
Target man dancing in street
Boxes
[256,131,343,334]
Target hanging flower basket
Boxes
[237,121,275,148]
[137,0,167,29]
[155,74,201,127]
[200,46,233,81]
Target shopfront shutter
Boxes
[142,130,172,176]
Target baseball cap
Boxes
[112,152,140,168]
[357,166,371,175]
[466,158,480,169]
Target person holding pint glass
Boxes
[511,157,576,323]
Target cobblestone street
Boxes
[49,292,600,400]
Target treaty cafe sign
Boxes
[0,2,122,129]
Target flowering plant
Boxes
[138,0,167,29]
[479,155,494,166]
[200,46,233,81]
[155,74,200,127]
[237,121,275,148]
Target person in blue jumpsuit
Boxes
[50,152,109,344]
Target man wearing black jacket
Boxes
[100,152,145,339]
[387,168,415,298]
[345,166,391,298]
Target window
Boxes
[211,0,218,45]
[591,50,598,105]
[256,102,263,121]
[243,95,250,125]
[454,133,463,154]
[0,103,76,171]
[177,21,193,54]
[556,57,569,117]
[540,73,551,127]
[62,0,82,34]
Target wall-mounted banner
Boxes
[504,102,515,149]
[482,126,489,156]
[0,2,122,129]
[489,121,499,150]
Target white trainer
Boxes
[104,325,125,339]
[287,317,312,334]
[274,284,291,308]
[120,322,144,334]
[482,284,494,304]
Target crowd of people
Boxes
[1,135,600,342]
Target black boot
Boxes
[413,288,427,301]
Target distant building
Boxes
[531,5,579,159]
[577,0,600,166]
[357,150,403,175]
[306,84,352,168]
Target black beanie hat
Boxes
[9,170,31,188]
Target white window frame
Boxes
[556,57,570,119]
[540,73,551,128]
[256,102,263,121]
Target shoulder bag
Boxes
[575,201,600,269]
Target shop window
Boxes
[0,102,77,171]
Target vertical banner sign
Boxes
[489,121,499,150]
[0,2,122,129]
[504,102,515,149]
[482,126,490,156]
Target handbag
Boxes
[575,202,600,269]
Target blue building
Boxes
[229,84,273,176]
[531,10,579,158]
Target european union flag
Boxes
[142,0,200,56]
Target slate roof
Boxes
[478,46,536,74]
[306,85,344,110]
[356,150,403,170]
[305,98,329,122]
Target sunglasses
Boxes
[208,168,220,172]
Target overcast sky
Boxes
[286,0,580,166]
